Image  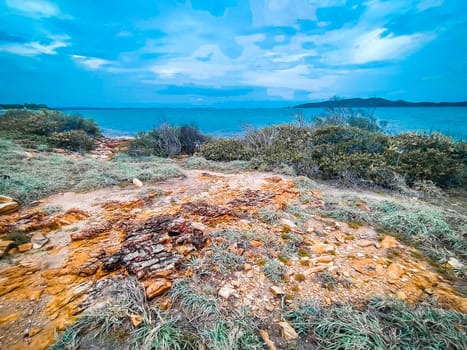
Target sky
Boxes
[0,0,466,107]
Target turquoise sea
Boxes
[61,107,467,140]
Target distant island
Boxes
[295,97,467,108]
[0,103,48,110]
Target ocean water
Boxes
[61,107,467,140]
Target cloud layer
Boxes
[0,0,465,106]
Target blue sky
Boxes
[0,0,466,107]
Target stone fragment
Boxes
[270,286,285,296]
[355,200,371,212]
[31,233,49,249]
[250,240,262,248]
[356,239,377,248]
[130,314,143,327]
[18,242,33,252]
[0,201,19,215]
[280,218,297,229]
[259,329,277,350]
[387,263,405,283]
[380,236,400,249]
[278,321,298,341]
[218,285,236,299]
[313,255,334,264]
[447,257,464,270]
[306,265,328,274]
[310,243,335,254]
[28,327,41,337]
[145,279,172,300]
[244,263,252,271]
[395,290,407,301]
[132,178,143,187]
[190,221,207,231]
[0,239,14,257]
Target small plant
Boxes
[294,273,306,282]
[261,257,287,283]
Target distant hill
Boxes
[0,103,48,110]
[295,98,467,108]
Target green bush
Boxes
[127,124,206,157]
[201,139,252,161]
[0,109,99,151]
[48,130,96,152]
[389,132,466,188]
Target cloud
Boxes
[71,55,114,70]
[0,34,69,56]
[5,0,60,18]
[417,0,444,11]
[331,28,433,65]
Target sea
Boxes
[59,107,467,140]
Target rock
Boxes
[356,200,371,212]
[387,263,405,283]
[0,239,14,257]
[278,321,298,341]
[380,236,400,249]
[218,285,236,299]
[190,221,207,231]
[132,178,144,188]
[0,201,19,215]
[244,263,252,271]
[270,286,285,296]
[18,242,33,252]
[250,240,262,248]
[31,233,48,249]
[313,255,334,264]
[264,303,274,312]
[306,265,328,274]
[259,329,277,350]
[130,314,143,327]
[280,218,297,229]
[310,243,335,255]
[145,279,172,300]
[356,239,377,248]
[28,327,41,337]
[395,290,407,301]
[447,257,464,270]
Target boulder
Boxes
[0,239,14,257]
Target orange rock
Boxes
[18,242,33,252]
[380,236,400,249]
[250,240,262,248]
[310,243,335,254]
[144,279,172,300]
[387,263,405,283]
[278,321,298,340]
[0,311,20,325]
[244,263,252,271]
[313,255,334,264]
[306,265,328,274]
[159,298,172,310]
[130,314,143,327]
[356,239,376,248]
[29,327,41,337]
[259,329,277,350]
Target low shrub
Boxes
[127,124,206,157]
[200,139,252,161]
[389,132,466,188]
[0,109,99,152]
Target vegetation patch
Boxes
[285,297,467,349]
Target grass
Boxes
[285,297,467,350]
[261,257,287,283]
[0,139,183,205]
[182,156,253,173]
[318,192,466,268]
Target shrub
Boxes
[127,124,206,157]
[388,132,466,188]
[201,139,252,161]
[48,130,96,152]
[0,109,99,151]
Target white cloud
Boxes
[116,30,133,38]
[417,0,444,11]
[71,55,114,70]
[6,0,59,18]
[0,34,69,56]
[323,28,433,65]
